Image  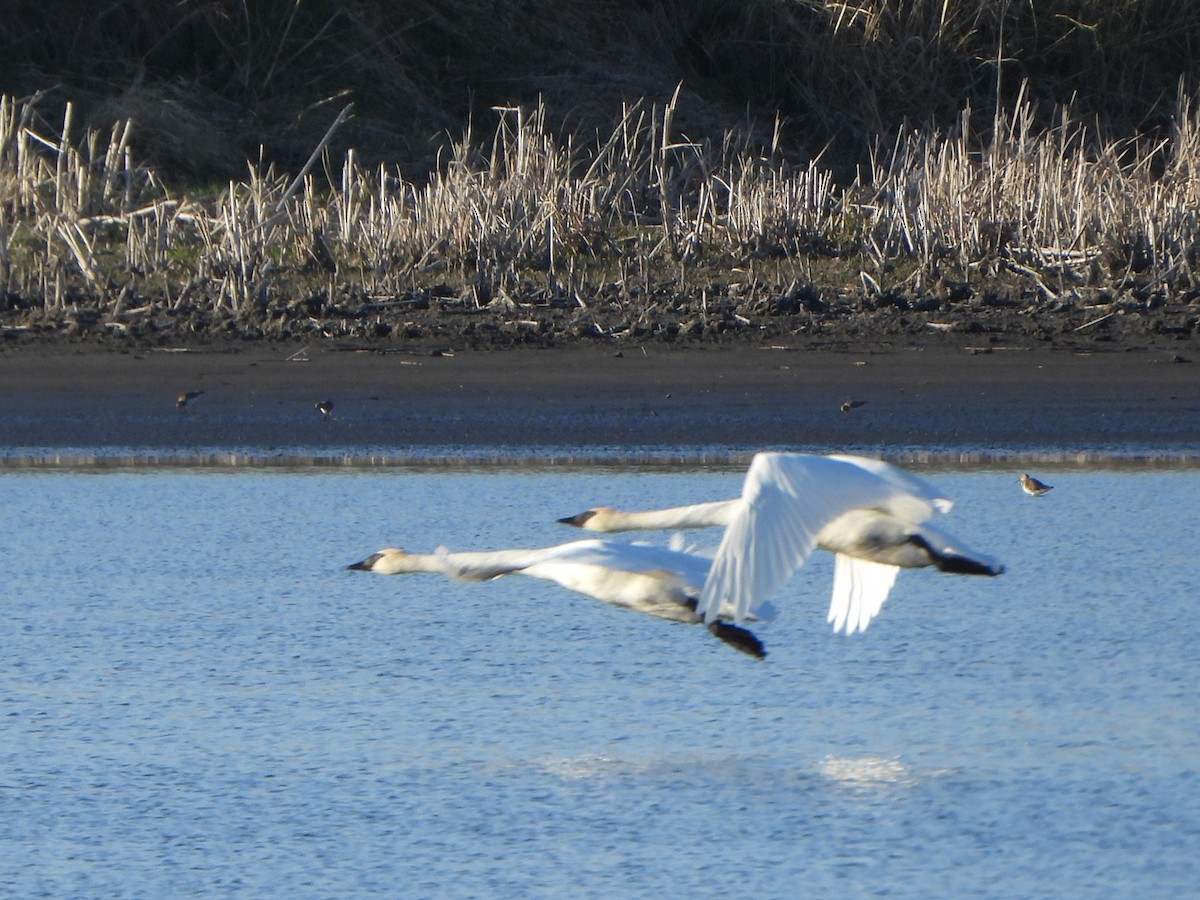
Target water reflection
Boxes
[818,755,916,789]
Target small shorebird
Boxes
[841,400,866,413]
[177,390,204,409]
[315,400,335,419]
[1021,473,1053,496]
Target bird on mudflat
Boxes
[177,390,204,409]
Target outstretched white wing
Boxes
[826,454,954,519]
[435,546,560,581]
[439,538,714,598]
[827,554,901,635]
[436,540,691,581]
[537,540,714,588]
[697,453,949,624]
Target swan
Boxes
[347,539,770,658]
[557,452,1003,632]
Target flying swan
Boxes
[347,538,771,658]
[556,452,1004,636]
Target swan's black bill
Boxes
[347,553,382,571]
[557,511,595,528]
[708,622,767,659]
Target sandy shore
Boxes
[1,338,1196,460]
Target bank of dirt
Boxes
[1,326,1196,455]
[3,277,1197,358]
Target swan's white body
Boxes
[558,452,1004,633]
[350,453,1002,657]
[348,538,770,657]
[351,539,714,621]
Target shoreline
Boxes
[1,339,1197,463]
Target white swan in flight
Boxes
[348,538,770,658]
[556,452,1004,634]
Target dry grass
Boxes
[0,84,1197,344]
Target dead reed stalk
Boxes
[0,86,1197,339]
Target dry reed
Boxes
[1,86,1197,344]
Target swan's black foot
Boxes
[708,622,767,659]
[910,535,1004,576]
[935,554,1004,576]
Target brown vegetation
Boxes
[4,1,1196,177]
[0,3,1198,350]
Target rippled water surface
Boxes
[3,465,1198,897]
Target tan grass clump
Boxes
[0,87,1197,343]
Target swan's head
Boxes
[556,507,613,531]
[347,548,417,575]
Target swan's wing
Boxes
[698,453,948,623]
[443,538,714,587]
[827,454,954,519]
[514,539,717,622]
[437,546,570,581]
[547,540,714,592]
[828,554,901,635]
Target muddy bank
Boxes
[0,336,1196,456]
[4,278,1198,356]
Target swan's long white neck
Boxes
[565,499,739,533]
[351,549,447,575]
[352,547,557,580]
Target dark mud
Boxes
[3,279,1197,356]
[3,274,1198,460]
[1,332,1197,460]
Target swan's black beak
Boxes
[557,510,596,528]
[347,553,381,571]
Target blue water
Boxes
[2,466,1198,897]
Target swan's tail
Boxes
[707,622,767,659]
